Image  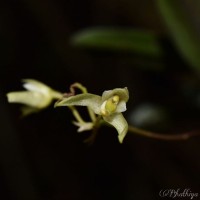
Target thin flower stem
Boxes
[84,115,102,144]
[70,82,87,94]
[69,106,85,124]
[52,91,63,99]
[86,106,97,122]
[70,82,96,122]
[128,125,199,140]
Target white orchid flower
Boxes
[55,88,129,143]
[7,79,62,115]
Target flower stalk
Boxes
[128,125,199,140]
[6,80,200,144]
[70,83,96,122]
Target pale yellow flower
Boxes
[55,88,129,143]
[7,79,62,115]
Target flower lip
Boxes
[100,88,129,116]
[100,95,120,116]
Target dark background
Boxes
[0,0,200,199]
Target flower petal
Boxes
[73,121,94,132]
[23,79,62,99]
[55,93,102,114]
[102,87,129,102]
[115,101,127,113]
[22,79,50,94]
[104,113,128,143]
[21,106,40,116]
[7,91,50,108]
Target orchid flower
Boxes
[55,88,129,143]
[7,80,192,143]
[7,79,62,115]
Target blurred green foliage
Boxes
[156,0,200,70]
[71,0,200,72]
[71,28,164,57]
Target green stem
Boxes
[87,106,96,122]
[70,82,96,122]
[70,82,88,93]
[69,106,85,124]
[52,90,63,99]
[84,115,102,144]
[128,125,198,140]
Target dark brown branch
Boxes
[128,125,200,141]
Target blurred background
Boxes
[0,0,200,199]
